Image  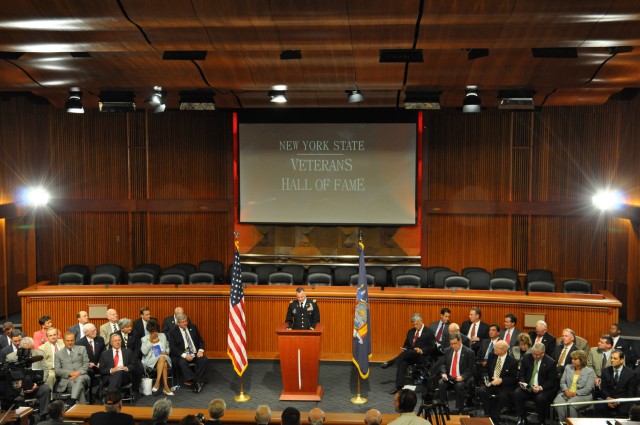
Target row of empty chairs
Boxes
[57,260,225,285]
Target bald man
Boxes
[308,408,325,425]
[99,309,120,342]
[364,409,382,425]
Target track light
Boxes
[65,87,84,113]
[268,90,287,103]
[346,90,365,104]
[463,86,481,113]
[145,86,166,113]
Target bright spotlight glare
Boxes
[27,187,50,206]
[592,189,624,211]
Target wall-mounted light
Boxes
[463,85,481,113]
[346,89,365,104]
[593,189,624,211]
[269,90,287,103]
[65,87,84,113]
[26,187,50,207]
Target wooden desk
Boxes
[20,283,620,361]
[16,407,33,425]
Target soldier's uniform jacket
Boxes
[285,299,320,330]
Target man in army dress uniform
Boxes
[285,288,320,330]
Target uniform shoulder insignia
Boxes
[289,300,294,303]
[312,299,317,303]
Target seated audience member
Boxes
[629,405,640,421]
[115,318,140,355]
[587,335,613,386]
[76,323,106,379]
[168,313,208,393]
[553,350,595,423]
[40,327,64,389]
[476,340,519,425]
[389,389,431,425]
[6,337,50,422]
[460,307,490,353]
[55,332,91,406]
[364,409,382,425]
[448,323,470,348]
[499,313,521,349]
[381,313,437,394]
[430,308,451,346]
[33,315,61,350]
[308,408,325,425]
[281,407,301,425]
[610,323,635,366]
[179,416,201,425]
[144,399,172,425]
[0,330,22,362]
[595,349,638,418]
[255,405,272,425]
[0,322,16,349]
[133,306,157,338]
[553,328,578,376]
[99,333,136,393]
[512,333,533,363]
[514,343,558,425]
[439,332,475,414]
[89,391,134,425]
[205,398,226,425]
[477,324,501,369]
[162,307,187,334]
[68,311,89,340]
[141,320,173,395]
[528,320,556,356]
[99,309,120,342]
[38,400,65,425]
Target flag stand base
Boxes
[350,394,367,404]
[234,391,251,402]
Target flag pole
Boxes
[234,375,251,402]
[230,231,250,402]
[351,231,369,405]
[350,375,367,404]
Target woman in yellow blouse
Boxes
[553,350,595,422]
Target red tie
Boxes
[505,330,511,345]
[436,323,444,341]
[114,349,119,367]
[451,350,459,378]
[413,329,420,346]
[470,323,477,338]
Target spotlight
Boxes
[27,187,50,207]
[145,86,166,113]
[592,189,624,211]
[64,87,84,114]
[463,85,481,113]
[346,90,365,104]
[268,90,287,103]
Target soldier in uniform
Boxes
[285,287,320,330]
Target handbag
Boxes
[139,376,153,396]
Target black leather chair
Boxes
[492,268,520,289]
[467,270,491,290]
[58,264,90,285]
[562,279,592,294]
[255,265,278,284]
[281,265,305,284]
[333,266,358,286]
[268,271,294,285]
[241,271,259,285]
[191,259,224,283]
[159,267,187,285]
[426,266,450,288]
[526,268,554,285]
[90,264,125,285]
[349,273,375,286]
[444,275,470,289]
[395,274,421,288]
[527,280,556,292]
[433,270,457,289]
[307,272,332,286]
[367,266,389,287]
[307,265,332,275]
[489,277,517,291]
[128,263,161,284]
[462,267,487,277]
[404,266,429,288]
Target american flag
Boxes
[227,241,248,376]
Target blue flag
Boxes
[352,239,371,379]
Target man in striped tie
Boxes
[477,340,518,424]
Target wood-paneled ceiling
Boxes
[1,0,640,110]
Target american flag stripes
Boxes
[227,241,248,376]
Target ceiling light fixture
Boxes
[462,86,481,113]
[269,90,287,103]
[346,82,364,104]
[145,86,166,113]
[64,87,84,113]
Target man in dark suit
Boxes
[611,323,635,367]
[115,318,140,357]
[596,349,638,418]
[162,307,188,334]
[0,322,17,349]
[476,340,519,425]
[438,332,475,414]
[89,391,134,425]
[528,320,556,355]
[168,313,208,393]
[381,313,437,394]
[460,307,490,353]
[54,332,90,405]
[552,328,579,377]
[499,313,521,349]
[99,333,136,393]
[429,308,451,346]
[514,343,558,425]
[476,324,501,369]
[448,323,471,348]
[76,323,106,378]
[67,311,89,341]
[0,329,21,362]
[133,307,157,339]
[285,287,320,330]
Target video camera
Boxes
[0,348,45,411]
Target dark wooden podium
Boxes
[276,323,323,401]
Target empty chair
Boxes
[489,277,517,291]
[188,272,214,284]
[159,267,186,285]
[562,279,592,294]
[197,260,225,283]
[433,270,457,289]
[241,271,259,285]
[228,263,253,282]
[171,263,197,278]
[268,272,294,285]
[404,266,429,288]
[333,266,358,286]
[307,273,332,286]
[129,263,161,284]
[395,274,421,288]
[307,265,332,275]
[90,264,125,285]
[444,275,470,290]
[466,270,490,290]
[349,273,375,286]
[281,265,305,284]
[367,266,389,287]
[492,268,520,290]
[58,264,90,285]
[461,267,487,277]
[527,281,556,293]
[526,269,554,283]
[390,267,406,285]
[255,265,278,284]
[426,266,449,288]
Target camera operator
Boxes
[6,337,50,422]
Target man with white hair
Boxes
[99,309,120,342]
[528,320,556,355]
[55,331,90,406]
[308,408,325,425]
[40,327,65,389]
[7,337,51,420]
[364,409,382,425]
[255,405,272,425]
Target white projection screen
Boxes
[238,121,417,225]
